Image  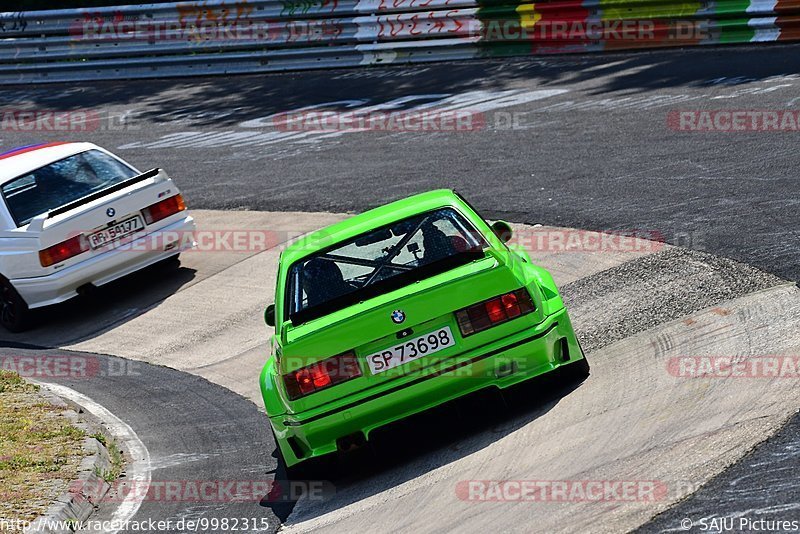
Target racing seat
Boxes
[421,225,457,264]
[302,258,353,307]
[449,235,470,253]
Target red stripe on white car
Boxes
[0,142,70,161]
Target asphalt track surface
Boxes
[9,236,798,533]
[2,43,800,532]
[4,43,800,282]
[640,411,800,533]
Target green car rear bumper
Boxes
[268,307,586,467]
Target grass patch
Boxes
[91,433,124,483]
[0,370,35,393]
[0,372,87,526]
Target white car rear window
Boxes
[2,150,138,226]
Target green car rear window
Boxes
[287,208,487,325]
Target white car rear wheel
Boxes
[0,280,30,333]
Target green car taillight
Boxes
[455,288,535,337]
[284,351,362,400]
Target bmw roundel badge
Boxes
[106,207,116,218]
[391,310,406,324]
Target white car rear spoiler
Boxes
[27,214,47,233]
[24,168,168,234]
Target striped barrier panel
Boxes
[0,0,798,84]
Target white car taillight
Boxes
[142,194,186,225]
[39,234,89,267]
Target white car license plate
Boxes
[89,216,144,249]
[367,326,456,375]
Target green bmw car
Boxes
[261,190,588,472]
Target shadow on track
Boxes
[6,43,800,128]
[259,365,589,523]
[0,257,196,349]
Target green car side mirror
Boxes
[491,220,513,243]
[265,304,276,327]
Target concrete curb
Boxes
[23,389,115,534]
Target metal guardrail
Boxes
[0,0,798,84]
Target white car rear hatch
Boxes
[0,142,189,276]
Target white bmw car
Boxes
[0,142,195,332]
